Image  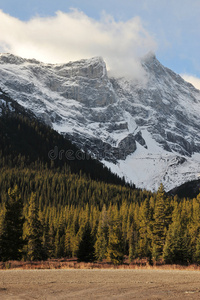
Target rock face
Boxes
[1,52,200,191]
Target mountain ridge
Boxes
[0,52,200,191]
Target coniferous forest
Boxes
[1,100,200,265]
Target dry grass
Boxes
[0,257,200,271]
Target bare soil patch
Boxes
[0,269,200,299]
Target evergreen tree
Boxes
[0,186,24,261]
[54,229,61,258]
[128,224,136,262]
[64,227,72,257]
[152,184,171,261]
[77,222,95,262]
[163,219,189,264]
[95,220,108,261]
[54,228,65,258]
[46,222,55,258]
[195,233,200,264]
[94,205,108,261]
[187,199,200,261]
[107,215,124,265]
[138,198,152,259]
[25,193,43,261]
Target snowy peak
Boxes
[52,56,108,81]
[141,51,156,63]
[1,53,200,191]
[142,52,199,92]
[0,54,115,108]
[0,53,41,65]
[0,53,107,78]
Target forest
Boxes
[0,103,200,265]
[1,180,200,265]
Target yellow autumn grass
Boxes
[0,257,200,271]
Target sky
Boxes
[0,0,200,88]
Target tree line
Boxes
[1,183,200,265]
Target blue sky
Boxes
[0,0,200,87]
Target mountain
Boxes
[0,87,126,186]
[0,52,200,192]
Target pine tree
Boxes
[64,227,72,257]
[95,220,108,261]
[40,218,49,260]
[77,222,95,262]
[54,229,61,258]
[107,215,124,265]
[138,198,152,259]
[128,225,135,262]
[187,198,200,261]
[94,205,108,261]
[47,222,55,258]
[0,186,25,261]
[163,219,189,264]
[25,193,43,261]
[195,233,200,264]
[152,184,171,261]
[127,205,138,261]
[54,228,65,258]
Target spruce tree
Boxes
[188,199,200,261]
[195,233,200,264]
[152,184,171,261]
[107,215,124,265]
[128,225,135,262]
[77,222,95,262]
[65,227,72,257]
[26,193,43,261]
[138,198,152,259]
[47,223,55,258]
[163,219,189,264]
[54,228,65,258]
[94,205,108,261]
[95,220,108,261]
[0,185,24,261]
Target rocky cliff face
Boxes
[0,52,200,191]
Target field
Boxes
[0,269,200,299]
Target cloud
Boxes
[181,74,200,90]
[0,9,156,81]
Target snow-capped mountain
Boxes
[0,52,200,191]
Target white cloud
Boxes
[181,74,200,90]
[0,9,156,81]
